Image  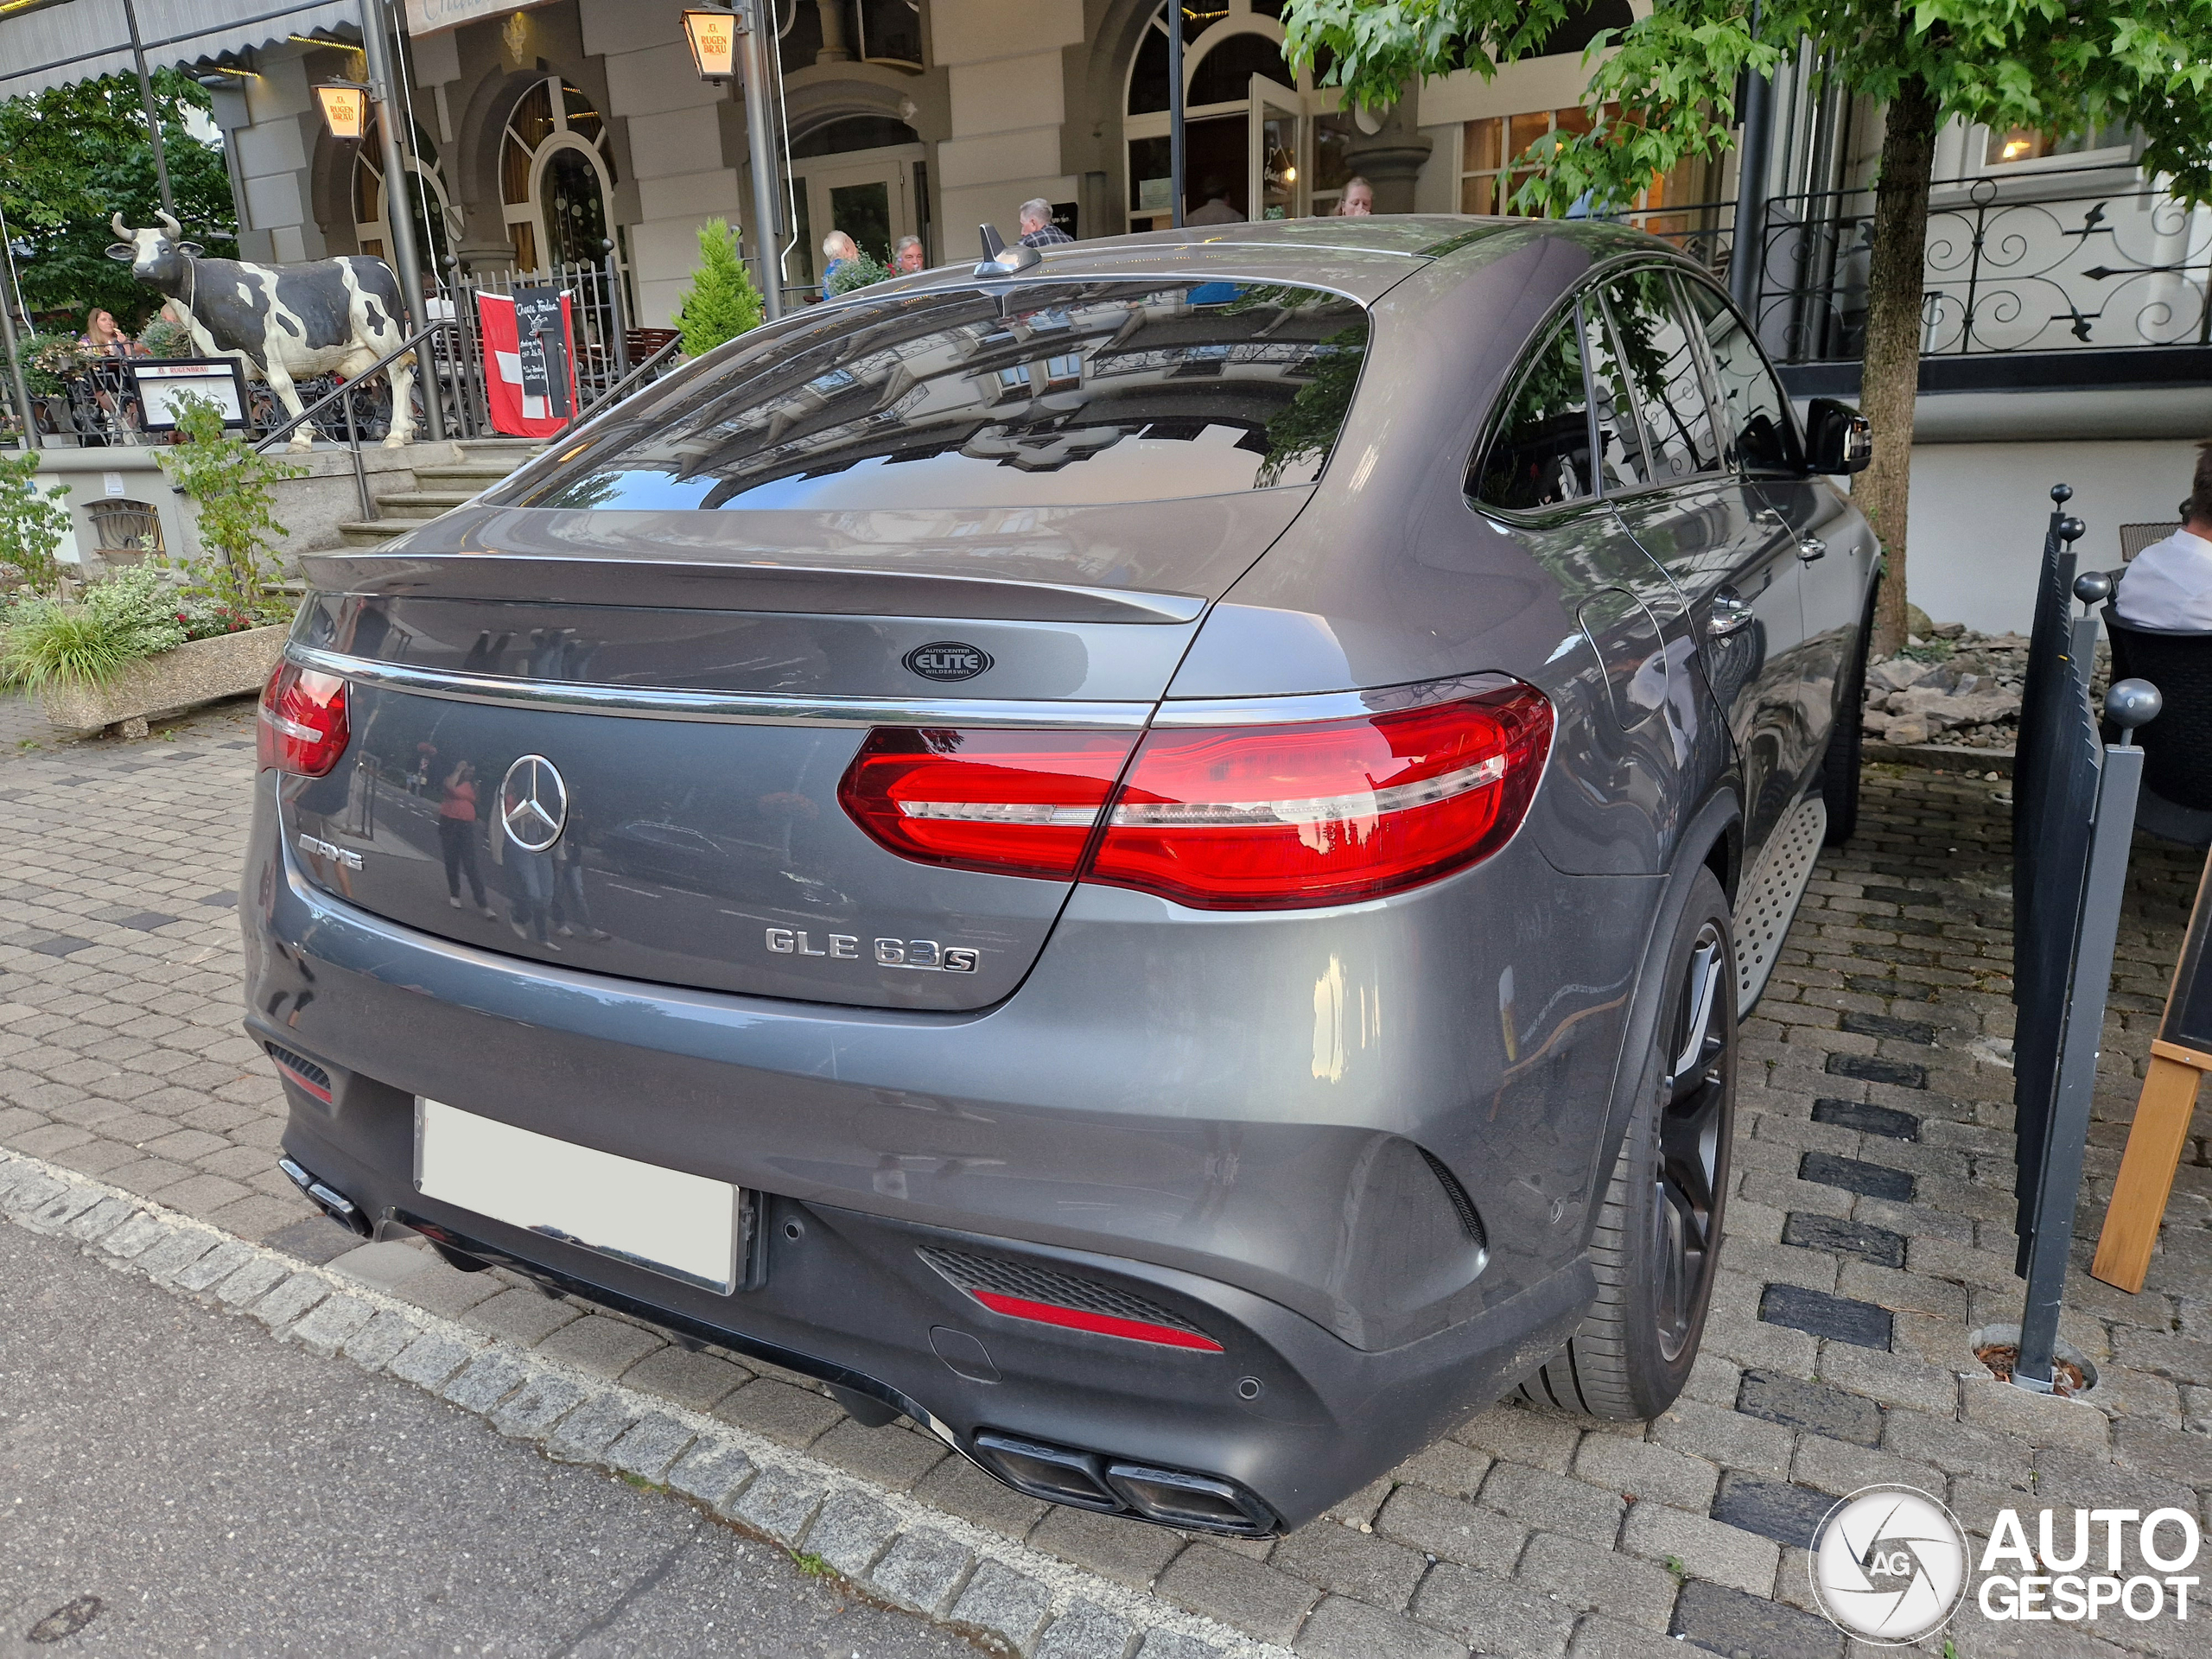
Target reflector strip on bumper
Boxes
[968,1288,1225,1351]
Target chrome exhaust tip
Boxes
[276,1155,371,1237]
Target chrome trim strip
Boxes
[1150,674,1512,728]
[287,644,1154,730]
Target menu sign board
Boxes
[511,284,572,418]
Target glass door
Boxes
[1250,75,1306,221]
[795,144,923,294]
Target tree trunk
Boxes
[1859,76,1941,658]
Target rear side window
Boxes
[1582,298,1656,493]
[1470,309,1593,512]
[1681,281,1802,474]
[510,281,1369,511]
[1599,269,1721,482]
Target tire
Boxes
[1521,867,1736,1421]
[1821,597,1874,846]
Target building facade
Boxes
[6,0,2209,630]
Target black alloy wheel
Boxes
[1654,920,1728,1363]
[1521,867,1736,1421]
[1822,589,1875,845]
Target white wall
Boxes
[1901,439,2199,635]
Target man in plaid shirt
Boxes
[1018,198,1074,248]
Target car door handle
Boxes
[1707,589,1756,638]
[1796,537,1827,563]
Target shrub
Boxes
[0,564,186,690]
[0,448,72,595]
[137,317,196,359]
[156,391,300,625]
[826,250,893,296]
[20,332,94,395]
[675,217,764,358]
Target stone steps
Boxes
[338,441,542,546]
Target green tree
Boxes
[0,448,72,594]
[1285,1,2212,653]
[675,217,765,358]
[0,67,238,332]
[156,393,300,623]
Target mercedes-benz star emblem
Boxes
[499,754,568,852]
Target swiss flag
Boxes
[476,291,580,436]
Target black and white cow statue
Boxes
[108,210,417,450]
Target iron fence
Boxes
[1740,172,2212,365]
[9,251,679,452]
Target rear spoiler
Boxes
[297,550,1207,626]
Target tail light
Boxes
[1091,685,1553,908]
[257,661,350,777]
[836,728,1138,880]
[838,682,1551,909]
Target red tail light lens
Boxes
[838,683,1552,908]
[257,662,350,777]
[1088,686,1553,908]
[966,1288,1226,1351]
[837,728,1140,880]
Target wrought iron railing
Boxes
[1738,170,2212,365]
[12,250,681,453]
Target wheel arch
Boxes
[1578,785,1743,1255]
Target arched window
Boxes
[351,114,456,275]
[1122,1,1350,229]
[499,78,620,273]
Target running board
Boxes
[1733,796,1827,1015]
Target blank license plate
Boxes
[415,1098,741,1294]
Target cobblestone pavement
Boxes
[2,686,2208,1659]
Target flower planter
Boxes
[41,624,288,737]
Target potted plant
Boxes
[0,394,299,736]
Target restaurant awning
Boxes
[0,0,360,98]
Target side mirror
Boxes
[105,243,137,263]
[1805,397,1872,475]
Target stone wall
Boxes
[29,442,465,577]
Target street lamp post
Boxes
[355,0,442,439]
[684,3,783,321]
[121,0,177,220]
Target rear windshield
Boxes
[512,281,1369,512]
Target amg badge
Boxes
[295,831,363,870]
[903,641,992,683]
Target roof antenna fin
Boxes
[975,223,1039,277]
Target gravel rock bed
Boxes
[1857,622,2110,753]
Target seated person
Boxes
[2115,442,2212,633]
[80,307,143,357]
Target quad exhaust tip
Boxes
[276,1155,372,1237]
[973,1430,1276,1537]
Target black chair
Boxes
[2105,613,2212,848]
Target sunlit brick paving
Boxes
[3,692,2207,1659]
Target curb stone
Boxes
[0,1148,1285,1659]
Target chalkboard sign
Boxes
[512,284,571,418]
[2158,850,2212,1059]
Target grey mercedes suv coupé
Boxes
[246,215,1875,1536]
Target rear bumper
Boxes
[243,774,1644,1529]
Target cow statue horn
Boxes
[156,208,182,238]
[112,212,131,239]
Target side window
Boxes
[1582,297,1656,493]
[1682,280,1802,475]
[1599,268,1719,481]
[1470,311,1594,512]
